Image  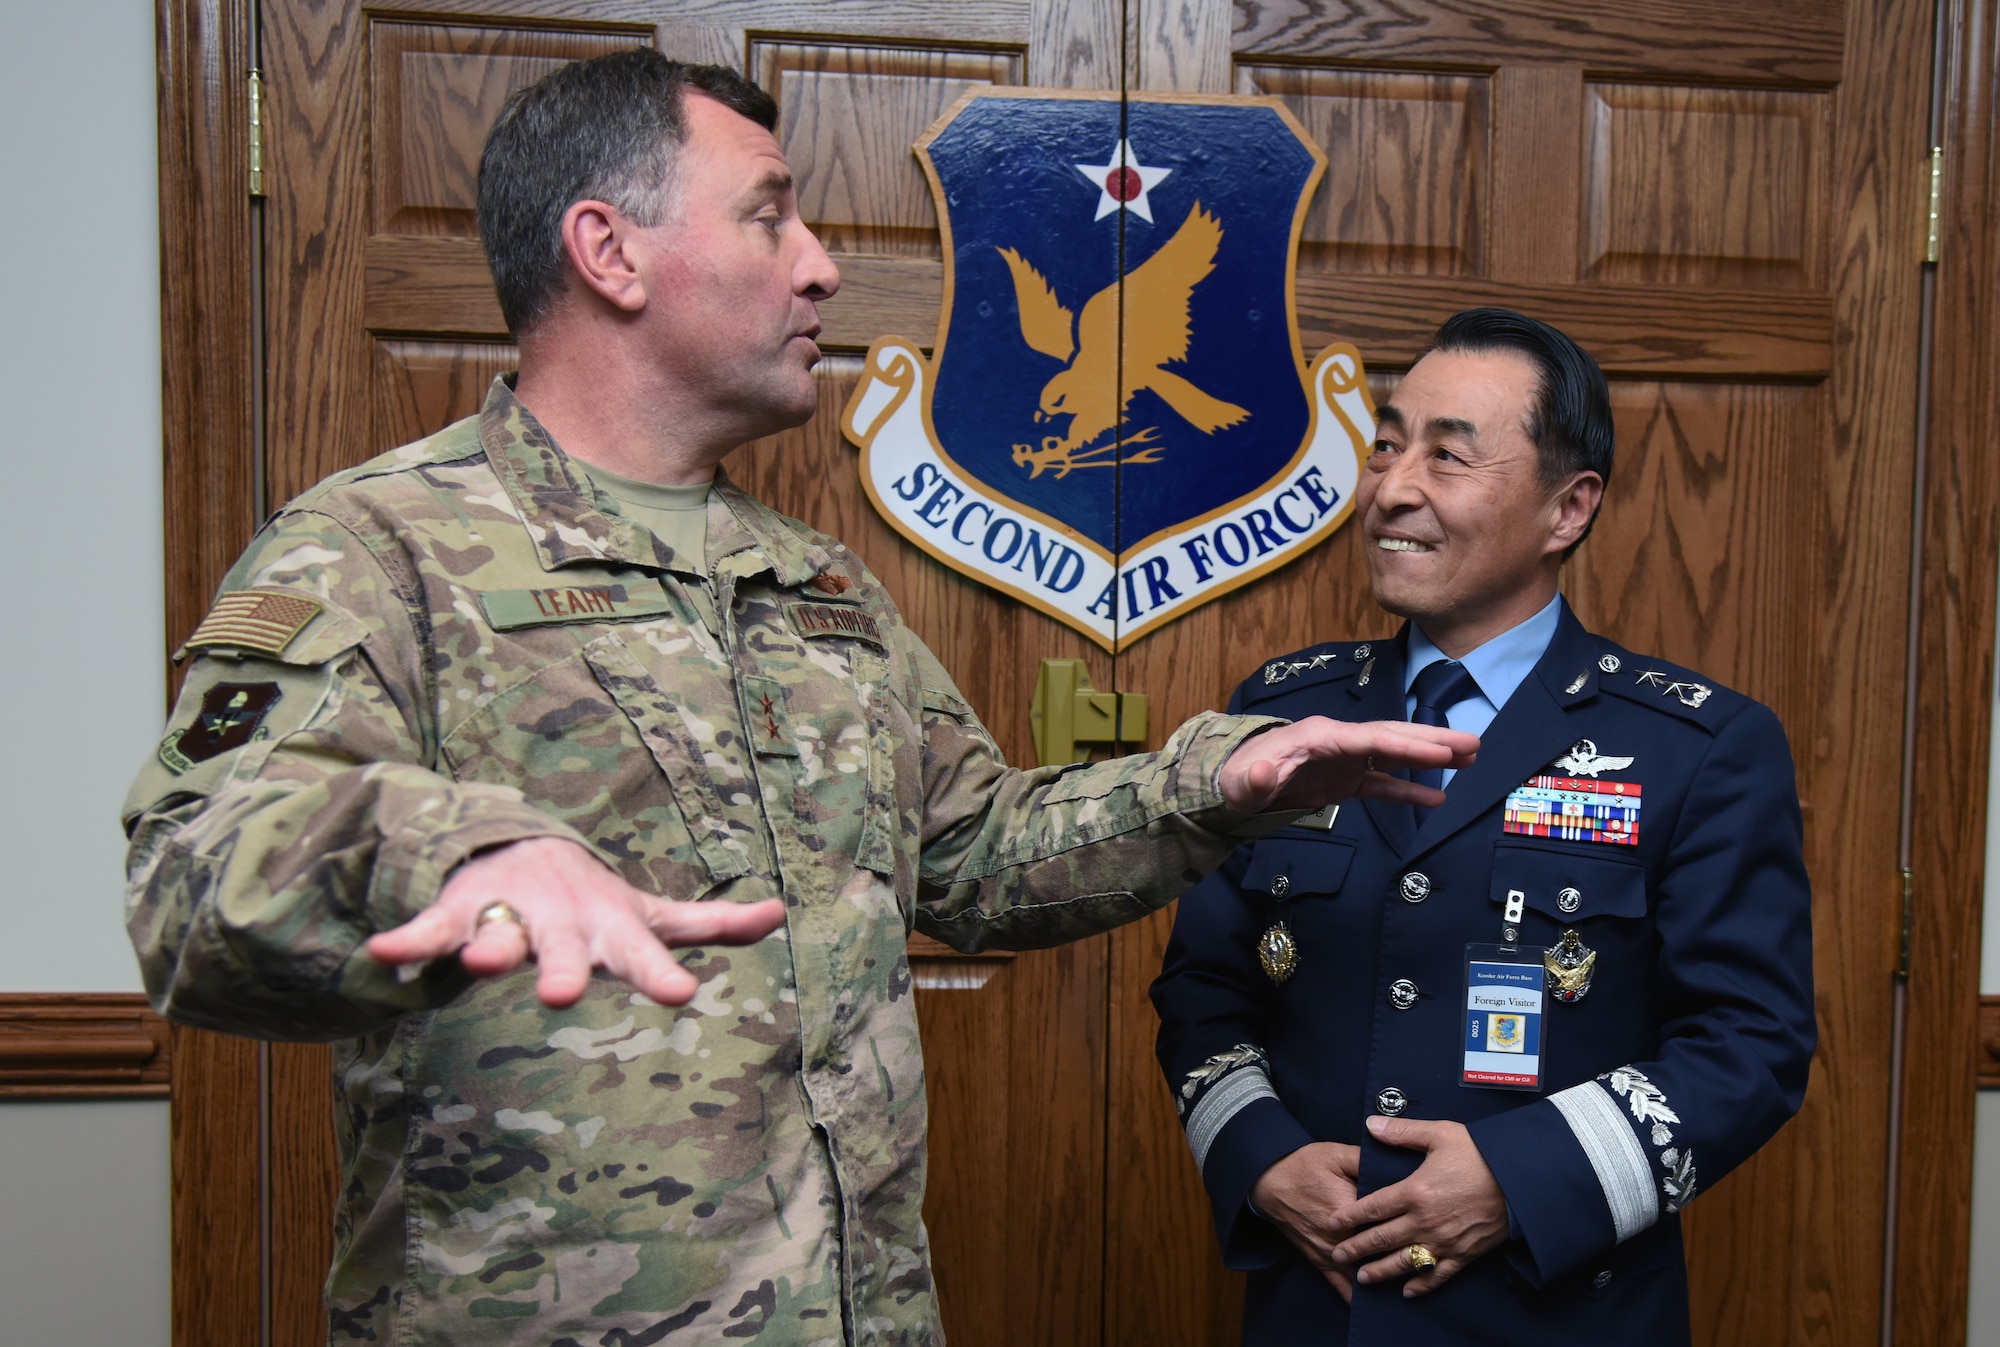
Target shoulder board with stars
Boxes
[1592,649,1741,726]
[1239,641,1383,706]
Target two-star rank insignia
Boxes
[1635,668,1712,708]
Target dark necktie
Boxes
[1408,659,1479,793]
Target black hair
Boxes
[476,50,777,335]
[1427,307,1614,551]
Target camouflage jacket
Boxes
[124,379,1282,1346]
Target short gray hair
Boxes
[476,50,778,335]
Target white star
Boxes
[1074,139,1172,222]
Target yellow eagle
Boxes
[997,202,1250,479]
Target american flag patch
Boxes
[1503,775,1641,846]
[184,590,324,656]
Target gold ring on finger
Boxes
[1407,1243,1438,1273]
[1365,754,1377,773]
[475,901,523,931]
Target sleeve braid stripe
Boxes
[1186,1064,1277,1173]
[1549,1080,1660,1243]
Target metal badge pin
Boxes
[1388,978,1419,1010]
[1375,1086,1409,1116]
[1400,872,1430,903]
[1599,654,1622,674]
[1269,874,1290,898]
[1258,923,1300,984]
[1353,644,1372,661]
[1356,657,1375,688]
[1566,672,1589,695]
[1555,739,1635,777]
[1558,886,1582,914]
[1546,929,1598,1002]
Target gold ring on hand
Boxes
[1407,1243,1438,1273]
[1365,755,1377,773]
[475,901,523,931]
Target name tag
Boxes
[786,601,885,647]
[1463,945,1546,1091]
[1504,775,1641,847]
[481,584,673,630]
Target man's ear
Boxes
[558,199,649,314]
[1547,471,1605,554]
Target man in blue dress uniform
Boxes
[1152,308,1815,1344]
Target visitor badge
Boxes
[1463,944,1547,1092]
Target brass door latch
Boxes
[1029,659,1147,766]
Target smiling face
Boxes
[1356,348,1602,656]
[626,93,840,441]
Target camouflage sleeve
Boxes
[904,636,1290,953]
[122,510,593,1041]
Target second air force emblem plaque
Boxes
[840,90,1373,652]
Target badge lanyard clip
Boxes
[1464,890,1545,1092]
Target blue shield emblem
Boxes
[842,90,1374,651]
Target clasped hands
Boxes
[1250,1116,1512,1303]
[366,716,1476,1007]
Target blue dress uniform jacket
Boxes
[1152,602,1814,1345]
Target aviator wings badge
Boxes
[1552,739,1635,778]
[840,90,1372,652]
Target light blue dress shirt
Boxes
[1403,593,1563,786]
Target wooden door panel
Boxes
[1487,65,1585,285]
[1238,65,1490,277]
[1230,0,1846,85]
[1570,380,1821,714]
[754,40,1024,260]
[371,338,520,455]
[1582,83,1830,289]
[370,22,642,238]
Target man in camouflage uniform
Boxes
[123,52,1472,1346]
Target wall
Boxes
[1970,513,2000,1344]
[0,0,171,1341]
[1972,624,2000,1340]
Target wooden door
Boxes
[1104,5,1931,1347]
[163,0,1933,1343]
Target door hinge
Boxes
[1895,865,1914,980]
[1924,146,1942,264]
[248,68,266,198]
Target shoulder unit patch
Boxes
[158,682,282,773]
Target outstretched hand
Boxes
[365,836,787,1008]
[1220,716,1479,816]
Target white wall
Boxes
[0,1103,171,1341]
[0,0,165,993]
[1974,628,2000,1341]
[0,3,171,1343]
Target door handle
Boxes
[1029,659,1148,766]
